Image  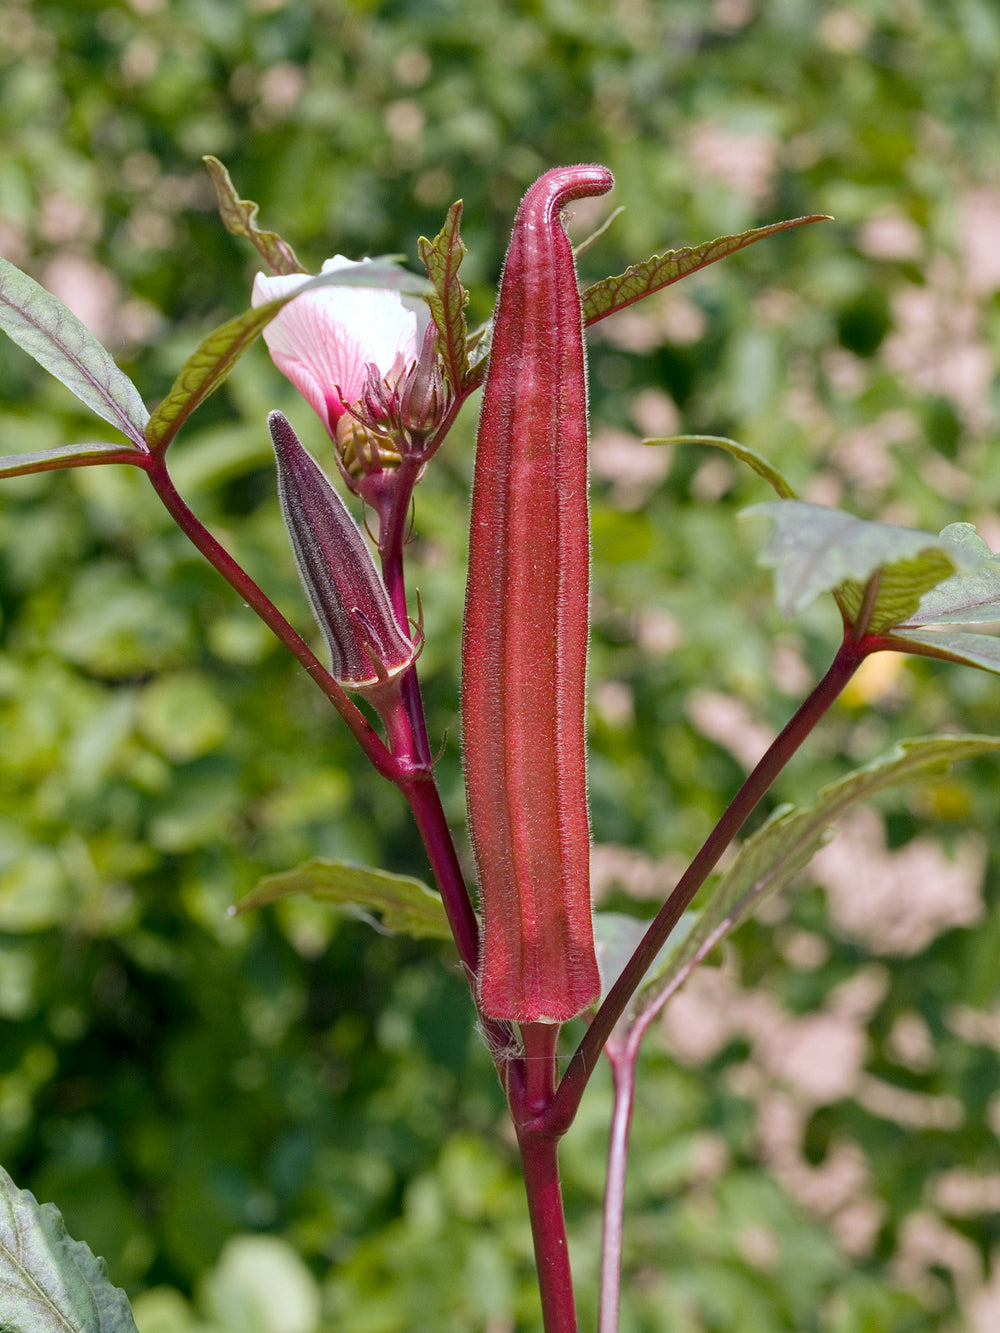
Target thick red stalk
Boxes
[515,1023,578,1332]
[462,164,613,1023]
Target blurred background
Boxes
[2,0,1000,1328]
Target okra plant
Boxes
[2,158,1000,1332]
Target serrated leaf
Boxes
[0,442,143,480]
[838,551,959,633]
[634,734,1000,1017]
[743,500,983,629]
[887,628,1000,676]
[417,201,470,392]
[235,858,451,941]
[903,524,1000,625]
[581,215,829,325]
[0,1161,138,1333]
[145,262,433,453]
[644,434,797,499]
[203,155,307,275]
[0,257,149,448]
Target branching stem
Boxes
[547,630,866,1135]
[142,453,398,778]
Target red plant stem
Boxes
[598,1039,638,1333]
[142,453,399,779]
[362,439,484,983]
[376,391,477,765]
[397,765,481,986]
[514,1023,578,1333]
[376,453,432,759]
[8,449,152,477]
[397,653,432,764]
[592,627,873,1322]
[517,1129,578,1333]
[546,631,867,1135]
[144,455,485,989]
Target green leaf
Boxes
[0,1161,138,1333]
[743,500,983,630]
[644,434,797,499]
[235,859,452,941]
[417,201,470,392]
[145,262,433,453]
[581,215,829,325]
[203,155,307,275]
[0,257,149,448]
[886,628,1000,676]
[903,524,1000,625]
[0,442,144,480]
[635,734,1000,1017]
[144,301,287,453]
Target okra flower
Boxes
[253,257,430,437]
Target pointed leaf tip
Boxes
[645,434,797,499]
[236,859,451,940]
[0,1163,138,1333]
[145,300,284,452]
[0,256,149,448]
[582,215,829,325]
[418,200,470,393]
[203,155,307,275]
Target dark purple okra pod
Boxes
[269,410,416,695]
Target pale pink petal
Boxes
[252,275,360,428]
[252,257,427,435]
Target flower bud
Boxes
[269,411,417,694]
[399,321,448,438]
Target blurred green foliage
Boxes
[3,0,1000,1328]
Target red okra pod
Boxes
[463,164,614,1022]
